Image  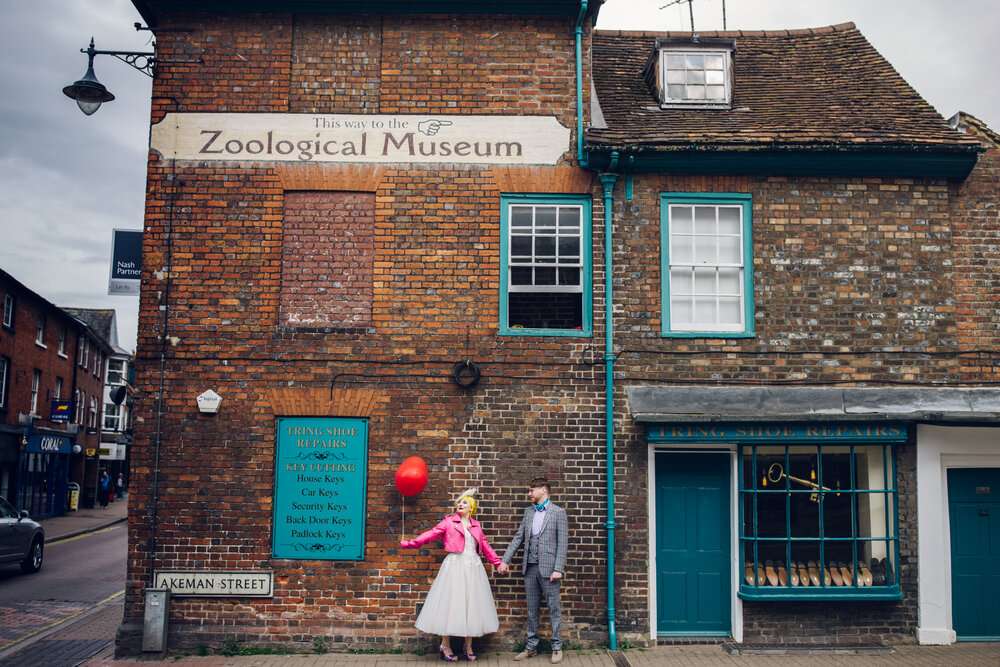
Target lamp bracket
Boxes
[83,43,157,77]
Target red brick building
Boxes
[119,0,999,654]
[0,269,110,515]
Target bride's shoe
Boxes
[440,645,458,662]
[464,644,477,662]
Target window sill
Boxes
[35,342,47,349]
[662,331,755,339]
[659,101,731,110]
[501,327,592,338]
[739,585,901,601]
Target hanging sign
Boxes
[108,229,142,295]
[50,400,72,423]
[272,417,368,560]
[151,113,570,166]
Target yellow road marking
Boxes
[47,524,122,546]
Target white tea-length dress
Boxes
[415,521,500,637]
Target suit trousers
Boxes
[524,564,562,651]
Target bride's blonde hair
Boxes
[455,487,478,515]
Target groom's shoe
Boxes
[514,648,537,660]
[550,649,563,663]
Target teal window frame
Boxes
[499,193,593,337]
[738,442,902,601]
[660,192,754,338]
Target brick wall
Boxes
[281,191,375,327]
[127,9,599,654]
[610,171,956,644]
[0,287,80,424]
[951,128,1000,382]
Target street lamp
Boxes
[62,37,155,115]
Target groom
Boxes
[498,477,568,664]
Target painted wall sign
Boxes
[154,570,274,597]
[150,113,570,165]
[26,433,72,455]
[273,417,368,560]
[648,422,908,443]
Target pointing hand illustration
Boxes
[418,119,453,136]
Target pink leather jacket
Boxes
[401,514,502,567]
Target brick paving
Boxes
[76,642,1000,666]
[0,602,89,648]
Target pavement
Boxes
[2,498,997,666]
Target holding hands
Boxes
[496,562,509,575]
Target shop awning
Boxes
[627,386,1000,424]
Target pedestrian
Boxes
[117,473,125,499]
[497,477,569,664]
[99,471,110,509]
[401,488,502,662]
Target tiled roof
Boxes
[950,111,1000,150]
[588,23,980,153]
[63,307,117,346]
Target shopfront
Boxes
[647,422,905,639]
[631,385,1000,644]
[18,431,73,518]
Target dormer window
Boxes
[647,38,735,109]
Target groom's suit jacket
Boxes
[501,502,568,577]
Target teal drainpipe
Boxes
[600,153,619,650]
[574,0,588,166]
[575,1,617,649]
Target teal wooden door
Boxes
[655,452,730,636]
[948,468,1000,641]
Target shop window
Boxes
[660,193,753,337]
[500,195,592,336]
[739,443,900,599]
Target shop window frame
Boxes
[739,441,902,601]
[499,193,593,337]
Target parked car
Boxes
[0,496,44,573]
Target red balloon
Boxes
[395,456,428,496]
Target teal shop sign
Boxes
[273,417,368,560]
[648,422,908,444]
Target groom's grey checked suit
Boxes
[501,501,568,652]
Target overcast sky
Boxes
[1,0,996,353]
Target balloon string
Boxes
[401,493,405,541]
